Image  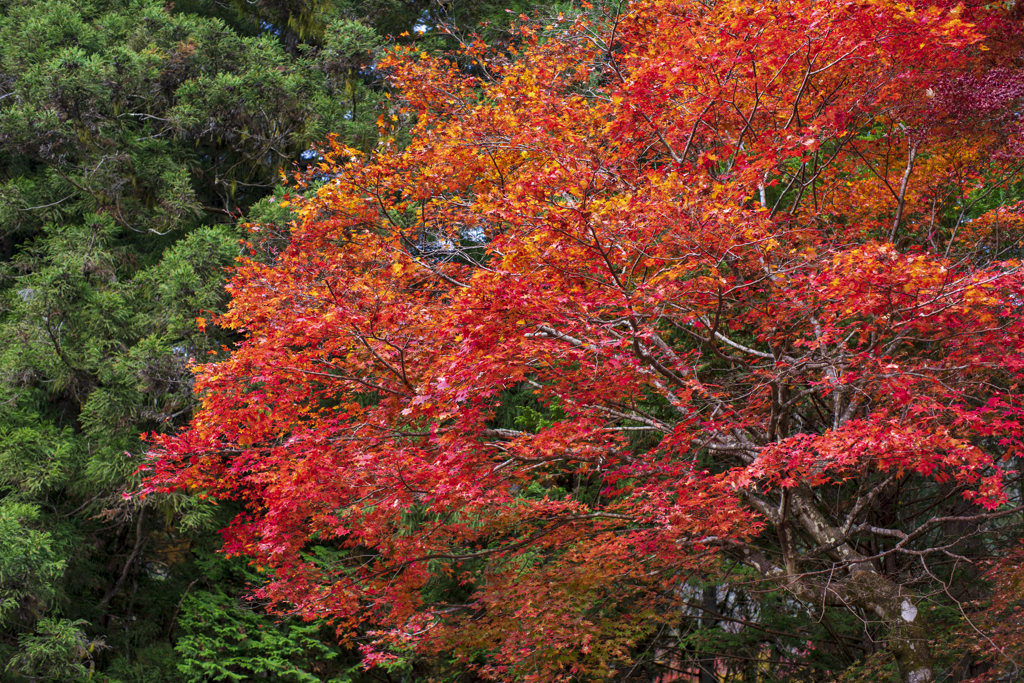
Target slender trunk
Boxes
[698,585,717,683]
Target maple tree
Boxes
[148,0,1024,680]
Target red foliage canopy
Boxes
[148,0,1024,680]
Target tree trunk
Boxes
[845,571,934,683]
[698,585,717,683]
[738,490,936,683]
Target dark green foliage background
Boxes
[0,0,423,679]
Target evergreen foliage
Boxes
[0,0,402,678]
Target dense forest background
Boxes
[1,0,1023,682]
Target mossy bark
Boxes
[845,571,934,683]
